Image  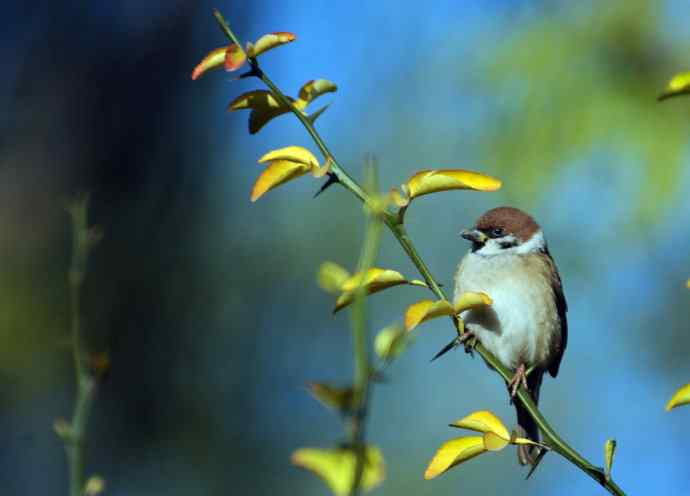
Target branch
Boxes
[60,195,99,496]
[349,174,384,495]
[211,11,626,496]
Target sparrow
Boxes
[453,206,567,466]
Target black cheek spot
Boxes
[499,240,517,249]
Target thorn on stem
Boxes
[430,337,459,362]
[525,448,548,480]
[313,173,339,198]
[236,69,258,80]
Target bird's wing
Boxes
[544,246,567,378]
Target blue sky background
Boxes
[2,1,690,495]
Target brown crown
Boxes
[474,206,540,241]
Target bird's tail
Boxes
[515,370,544,466]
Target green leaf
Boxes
[604,439,616,482]
[308,383,354,412]
[317,262,351,294]
[295,79,338,110]
[84,476,106,496]
[374,324,407,361]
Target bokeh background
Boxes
[3,0,690,494]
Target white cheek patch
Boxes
[474,230,545,257]
[515,230,545,254]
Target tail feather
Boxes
[515,370,544,466]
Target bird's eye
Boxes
[490,227,504,238]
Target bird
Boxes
[452,206,567,466]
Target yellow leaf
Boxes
[404,299,455,331]
[228,89,305,134]
[658,71,690,101]
[259,146,320,170]
[341,268,406,292]
[423,436,486,480]
[191,46,227,80]
[604,439,616,482]
[390,187,409,208]
[228,90,285,111]
[512,436,541,446]
[449,410,511,441]
[296,79,338,109]
[227,90,296,134]
[374,324,407,361]
[53,418,72,438]
[666,382,690,411]
[292,446,385,496]
[247,32,297,58]
[251,160,311,202]
[224,43,247,72]
[454,291,493,313]
[334,269,426,313]
[84,476,106,496]
[330,268,428,313]
[406,169,502,200]
[308,383,354,412]
[332,293,356,312]
[312,157,333,178]
[483,431,509,452]
[686,278,690,289]
[318,262,351,294]
[249,107,292,134]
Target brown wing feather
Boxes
[544,246,567,377]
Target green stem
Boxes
[63,195,98,496]
[211,11,626,496]
[385,221,445,299]
[212,10,368,205]
[349,214,383,496]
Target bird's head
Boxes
[461,206,545,256]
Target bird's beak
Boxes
[460,228,487,244]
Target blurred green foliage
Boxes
[478,0,689,222]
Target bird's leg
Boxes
[455,317,477,354]
[459,330,477,354]
[508,363,529,398]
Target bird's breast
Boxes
[453,252,561,370]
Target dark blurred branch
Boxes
[60,195,99,496]
[212,10,626,496]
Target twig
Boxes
[211,11,626,496]
[60,195,99,496]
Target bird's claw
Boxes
[459,331,477,355]
[508,363,529,400]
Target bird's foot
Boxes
[508,363,529,399]
[458,330,477,354]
